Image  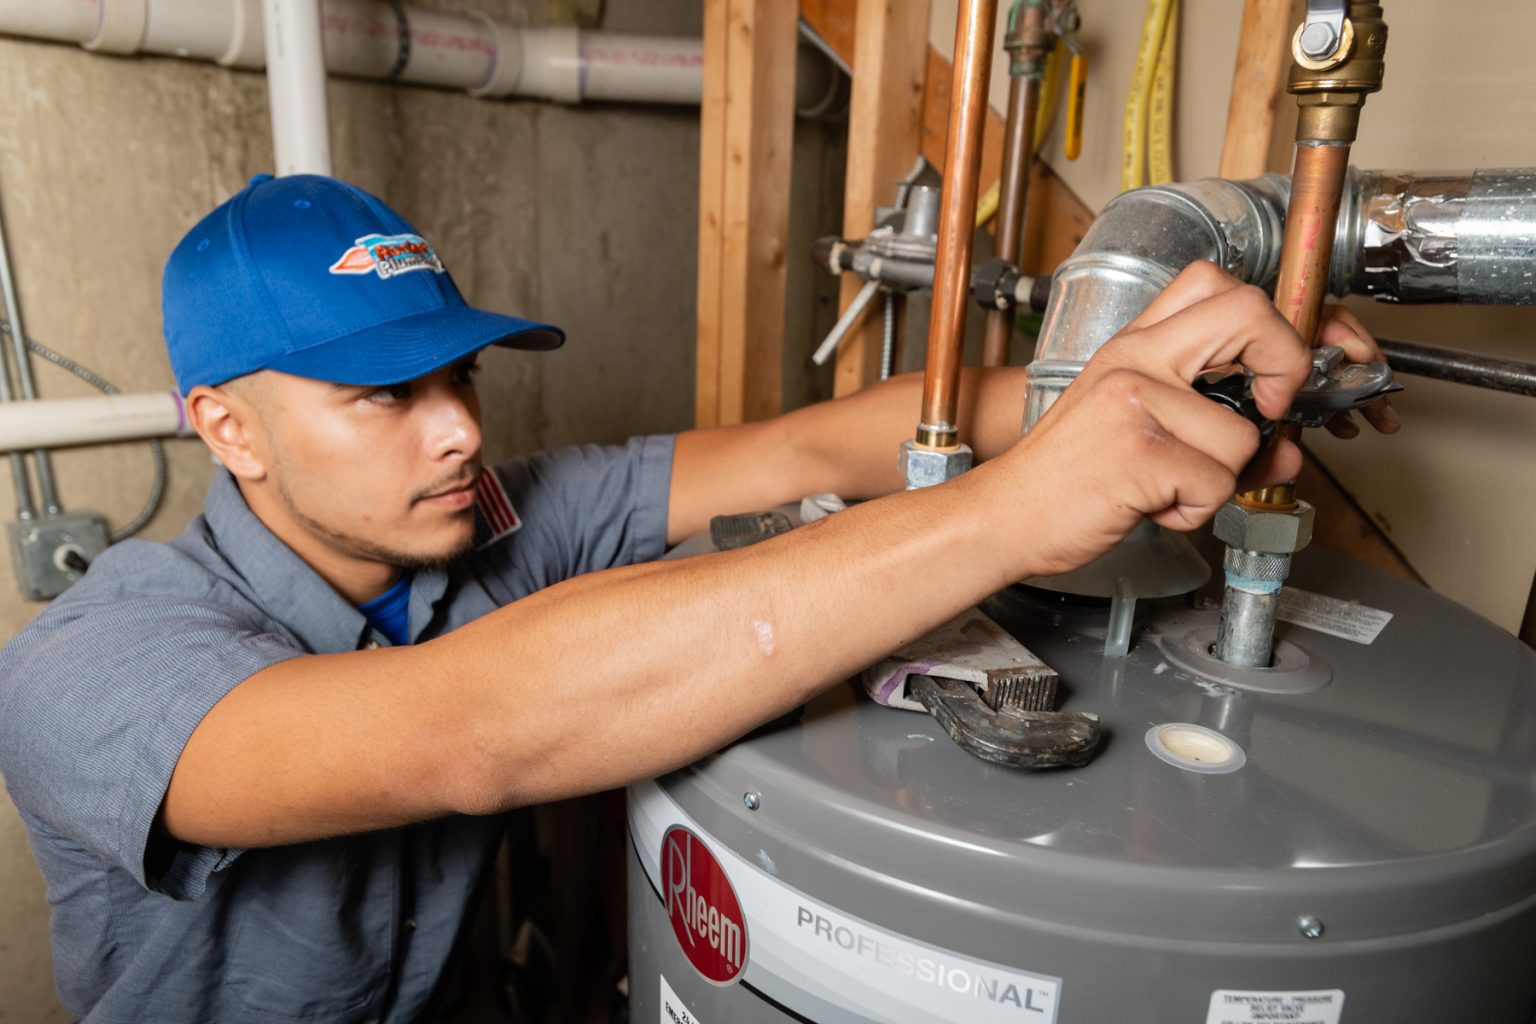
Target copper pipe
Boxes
[982,73,1041,368]
[1239,1,1386,509]
[1243,145,1350,508]
[916,0,998,450]
[1274,144,1350,351]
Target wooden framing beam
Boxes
[798,0,856,62]
[1218,0,1296,179]
[829,0,932,398]
[695,0,798,428]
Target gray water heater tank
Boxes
[627,546,1536,1023]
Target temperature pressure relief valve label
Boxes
[1207,989,1345,1024]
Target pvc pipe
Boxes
[263,0,333,176]
[0,391,190,452]
[0,0,704,106]
[506,22,580,102]
[143,0,263,68]
[84,0,146,53]
[400,7,497,90]
[0,0,97,42]
[581,33,703,105]
[316,0,398,78]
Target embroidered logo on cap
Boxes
[329,233,446,279]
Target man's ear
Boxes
[187,383,270,482]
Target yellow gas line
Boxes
[977,180,1001,229]
[1034,41,1064,153]
[1148,0,1178,184]
[1064,48,1087,161]
[1121,0,1173,191]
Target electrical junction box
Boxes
[7,511,109,600]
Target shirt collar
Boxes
[202,470,451,652]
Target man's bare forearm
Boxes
[164,469,1021,847]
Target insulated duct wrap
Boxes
[1336,168,1536,305]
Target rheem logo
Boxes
[663,826,748,984]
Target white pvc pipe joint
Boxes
[84,0,146,53]
[0,391,191,453]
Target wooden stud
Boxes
[695,0,729,429]
[1218,0,1295,179]
[798,0,856,65]
[1297,452,1422,583]
[695,0,798,428]
[827,0,932,398]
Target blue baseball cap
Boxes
[162,173,564,392]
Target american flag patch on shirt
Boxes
[472,469,522,549]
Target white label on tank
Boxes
[660,973,704,1024]
[1277,587,1393,644]
[1206,989,1344,1024]
[631,780,1063,1023]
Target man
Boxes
[0,173,1393,1022]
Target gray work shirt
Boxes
[0,435,673,1023]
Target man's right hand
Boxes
[976,261,1312,581]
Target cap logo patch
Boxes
[329,233,446,279]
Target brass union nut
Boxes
[1214,500,1315,555]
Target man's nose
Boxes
[425,385,482,461]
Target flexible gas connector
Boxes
[1121,0,1176,190]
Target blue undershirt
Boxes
[357,572,413,647]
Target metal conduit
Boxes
[0,190,49,519]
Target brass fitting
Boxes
[1289,2,1388,144]
[1005,0,1054,79]
[915,423,960,450]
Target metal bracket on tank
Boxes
[909,675,1101,769]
